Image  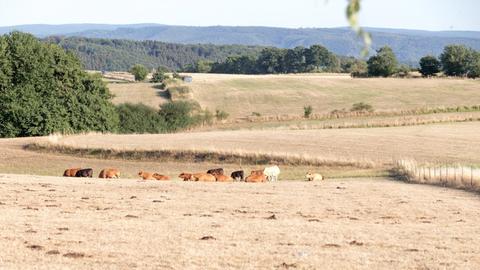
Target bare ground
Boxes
[0,174,479,269]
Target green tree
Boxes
[257,48,287,74]
[0,32,118,138]
[305,45,339,72]
[284,47,307,73]
[466,51,480,78]
[367,46,398,77]
[130,64,149,81]
[151,67,169,83]
[440,45,479,77]
[419,55,441,77]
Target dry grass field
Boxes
[183,73,480,119]
[108,82,169,108]
[48,122,480,166]
[1,174,479,269]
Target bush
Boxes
[167,86,192,100]
[0,32,119,138]
[130,64,149,81]
[215,109,229,121]
[252,112,262,117]
[419,55,441,77]
[116,103,166,134]
[351,102,374,113]
[151,67,169,83]
[159,101,198,131]
[303,105,313,118]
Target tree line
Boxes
[364,45,480,78]
[183,45,344,74]
[44,36,264,71]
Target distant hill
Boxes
[3,23,480,65]
[44,36,264,71]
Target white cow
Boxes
[305,172,323,181]
[264,165,280,182]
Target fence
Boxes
[394,160,480,192]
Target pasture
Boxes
[108,82,169,108]
[1,174,479,269]
[183,73,480,119]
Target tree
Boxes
[0,32,118,138]
[466,51,480,78]
[305,45,339,72]
[284,47,307,73]
[116,103,166,134]
[130,64,149,81]
[256,48,287,74]
[367,46,398,77]
[151,67,169,83]
[440,45,479,77]
[419,55,441,77]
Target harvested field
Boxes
[0,174,479,269]
[48,122,480,165]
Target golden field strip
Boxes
[43,122,480,166]
[1,174,479,269]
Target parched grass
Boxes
[194,111,480,131]
[108,82,170,108]
[25,142,377,169]
[184,73,480,119]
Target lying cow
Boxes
[305,172,323,181]
[231,170,244,181]
[99,168,120,179]
[178,173,193,181]
[138,171,156,180]
[245,171,266,183]
[264,165,280,182]
[207,168,224,176]
[63,168,81,177]
[153,173,170,181]
[192,173,216,182]
[215,174,233,182]
[75,168,93,178]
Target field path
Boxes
[53,122,480,164]
[0,174,479,269]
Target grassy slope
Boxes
[108,82,169,109]
[183,73,480,119]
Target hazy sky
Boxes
[0,0,479,31]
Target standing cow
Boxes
[264,166,280,182]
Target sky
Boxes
[0,0,479,31]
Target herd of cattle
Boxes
[63,165,324,182]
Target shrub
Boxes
[151,67,169,83]
[159,101,198,131]
[252,112,262,117]
[167,86,192,100]
[351,102,374,113]
[419,55,441,77]
[215,109,229,121]
[116,103,166,134]
[303,105,313,118]
[130,64,149,81]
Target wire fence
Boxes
[394,159,480,192]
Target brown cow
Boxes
[215,174,233,182]
[245,172,266,183]
[138,171,155,180]
[192,173,216,182]
[153,173,170,181]
[178,173,193,181]
[99,168,120,179]
[207,168,224,176]
[251,170,264,176]
[63,168,81,177]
